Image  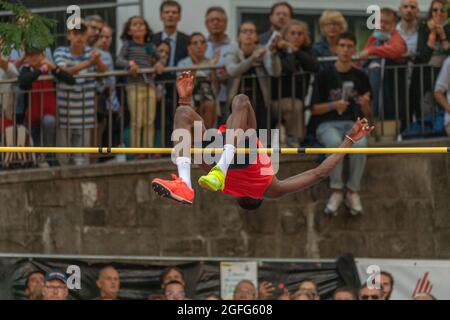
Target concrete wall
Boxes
[0,146,448,259]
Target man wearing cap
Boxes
[42,270,69,300]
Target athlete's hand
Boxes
[347,117,374,142]
[177,70,195,103]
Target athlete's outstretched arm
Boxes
[265,118,374,199]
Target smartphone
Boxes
[271,283,286,299]
[342,81,354,102]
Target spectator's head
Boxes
[157,40,171,66]
[96,266,120,300]
[298,278,320,300]
[85,15,104,46]
[399,0,419,23]
[24,48,45,69]
[42,270,68,300]
[121,16,152,43]
[282,19,311,50]
[160,267,186,289]
[164,280,186,300]
[380,8,398,33]
[25,271,45,300]
[333,287,357,300]
[358,283,383,300]
[188,32,207,60]
[96,24,113,52]
[205,6,228,38]
[206,294,221,300]
[160,0,182,31]
[414,293,437,300]
[269,2,294,31]
[233,280,257,300]
[148,294,167,300]
[67,20,89,50]
[428,0,448,25]
[319,10,348,40]
[292,290,314,300]
[336,32,357,63]
[238,22,258,47]
[380,271,394,300]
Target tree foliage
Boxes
[0,1,56,56]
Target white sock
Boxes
[176,156,192,188]
[216,144,236,176]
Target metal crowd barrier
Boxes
[0,58,445,169]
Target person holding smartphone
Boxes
[311,32,372,217]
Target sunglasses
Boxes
[360,294,381,300]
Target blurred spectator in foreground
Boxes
[332,287,357,300]
[358,283,383,300]
[297,278,320,300]
[160,266,186,289]
[381,271,394,300]
[24,270,45,300]
[164,280,186,300]
[42,270,68,300]
[205,294,221,300]
[313,10,348,72]
[259,2,293,45]
[233,280,257,300]
[95,266,120,300]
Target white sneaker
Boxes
[345,192,363,216]
[324,191,344,216]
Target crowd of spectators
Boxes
[1,1,450,213]
[22,266,436,300]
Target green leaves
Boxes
[0,0,56,56]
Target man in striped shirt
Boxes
[53,21,107,165]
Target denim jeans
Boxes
[57,128,91,166]
[31,115,56,147]
[316,121,367,192]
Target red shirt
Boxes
[24,72,56,126]
[218,125,274,199]
[364,30,407,64]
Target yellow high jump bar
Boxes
[0,147,447,154]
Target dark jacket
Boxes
[312,39,336,72]
[415,21,450,64]
[274,46,319,99]
[152,31,189,67]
